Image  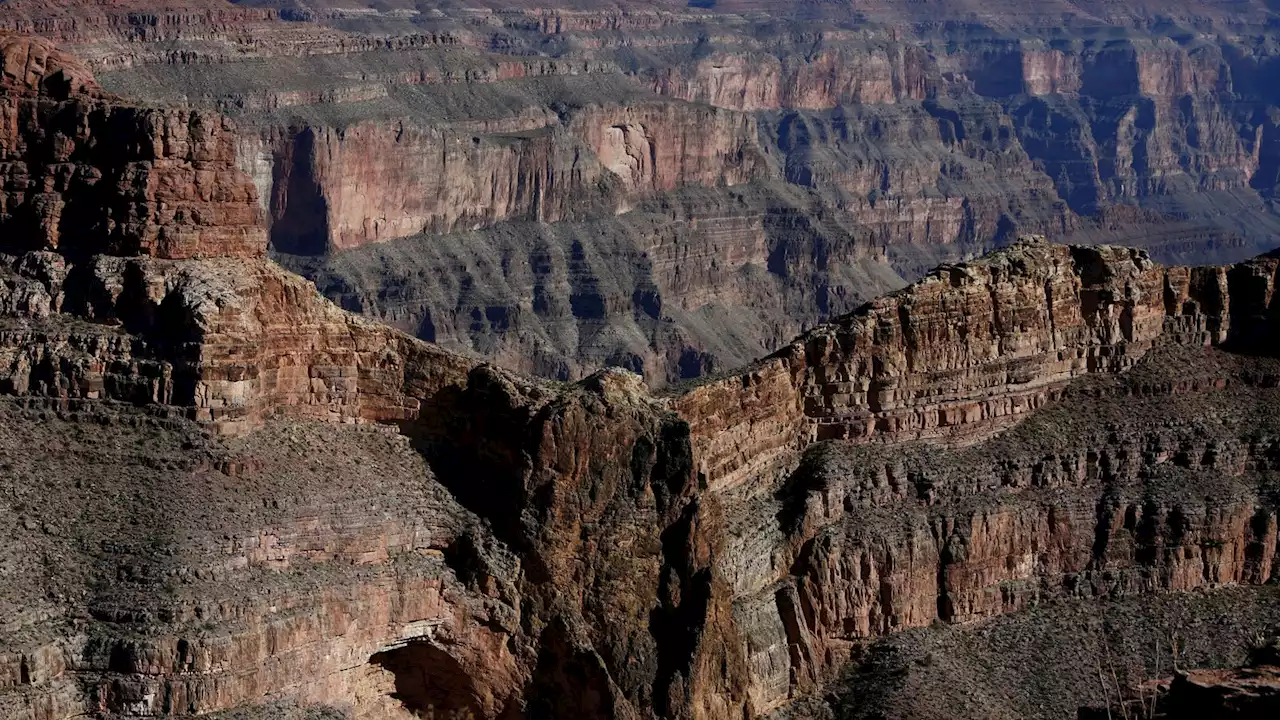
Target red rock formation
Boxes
[675,238,1280,492]
[0,32,266,259]
[0,31,97,95]
[669,237,1280,710]
[253,113,611,254]
[5,17,1280,720]
[254,100,762,254]
[570,102,762,198]
[1166,660,1280,718]
[0,251,476,434]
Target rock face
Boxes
[0,32,97,95]
[0,32,265,260]
[674,237,1278,490]
[253,115,605,255]
[0,251,473,433]
[648,46,934,111]
[1164,645,1280,719]
[669,238,1280,713]
[254,100,761,255]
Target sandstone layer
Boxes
[0,32,265,260]
[6,205,1280,720]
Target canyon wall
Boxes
[0,33,265,260]
[729,374,1280,711]
[251,100,762,255]
[0,31,746,720]
[674,238,1280,493]
[37,3,1280,385]
[0,251,475,433]
[646,45,934,112]
[670,238,1280,712]
[249,117,610,255]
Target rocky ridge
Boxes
[0,32,265,260]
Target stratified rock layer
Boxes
[0,31,265,260]
[37,0,1279,385]
[676,237,1277,491]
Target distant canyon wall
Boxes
[240,101,763,255]
[5,29,1280,718]
[7,12,1280,720]
[193,33,1280,267]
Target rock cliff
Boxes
[66,3,1280,384]
[249,99,762,255]
[0,32,265,260]
[671,238,1280,712]
[674,237,1279,490]
[6,174,1280,720]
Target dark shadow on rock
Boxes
[370,642,484,719]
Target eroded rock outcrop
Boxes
[1164,646,1280,718]
[0,31,265,260]
[666,236,1280,712]
[0,251,475,432]
[647,46,933,111]
[251,100,762,255]
[676,237,1280,491]
[33,1,1280,387]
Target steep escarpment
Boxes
[248,97,762,255]
[7,9,1280,720]
[669,239,1280,714]
[254,117,613,254]
[730,353,1280,711]
[674,237,1280,491]
[0,250,477,432]
[0,29,748,720]
[0,32,265,260]
[402,367,752,720]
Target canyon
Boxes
[12,0,1276,385]
[2,2,1280,720]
